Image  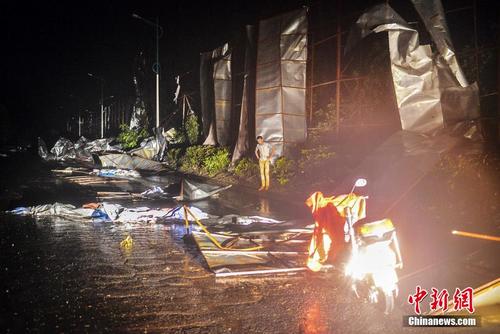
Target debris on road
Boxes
[7,202,212,224]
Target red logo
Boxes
[408,285,428,314]
[453,287,475,313]
[430,287,449,312]
[408,286,474,314]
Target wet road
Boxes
[0,199,394,333]
[0,152,498,333]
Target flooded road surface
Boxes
[0,213,407,333]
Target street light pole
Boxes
[78,114,82,137]
[88,73,105,138]
[155,16,160,129]
[132,13,163,128]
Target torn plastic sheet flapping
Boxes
[255,8,308,157]
[410,0,468,87]
[177,178,232,201]
[129,127,167,161]
[346,3,479,134]
[201,43,233,146]
[98,153,165,172]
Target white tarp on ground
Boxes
[178,179,232,201]
[8,203,210,223]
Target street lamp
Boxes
[87,72,105,138]
[78,114,83,137]
[132,12,163,128]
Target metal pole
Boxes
[100,80,104,138]
[309,31,315,124]
[452,230,500,242]
[156,17,160,128]
[473,0,479,82]
[335,0,341,135]
[78,114,82,137]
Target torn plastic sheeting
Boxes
[179,178,232,201]
[83,138,123,153]
[8,203,210,224]
[38,137,121,163]
[114,208,171,224]
[129,127,167,161]
[217,215,283,226]
[8,203,95,221]
[164,206,210,221]
[140,186,166,199]
[50,138,78,161]
[71,136,122,156]
[98,154,165,172]
[346,3,479,134]
[191,229,312,276]
[410,0,468,87]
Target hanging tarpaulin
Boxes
[346,3,478,134]
[232,25,257,163]
[255,8,308,157]
[200,51,216,144]
[410,0,468,87]
[386,24,444,133]
[410,0,480,124]
[213,44,232,146]
[200,44,233,146]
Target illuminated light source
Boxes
[452,230,500,242]
[358,219,394,238]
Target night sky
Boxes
[1,0,497,145]
[0,0,304,143]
